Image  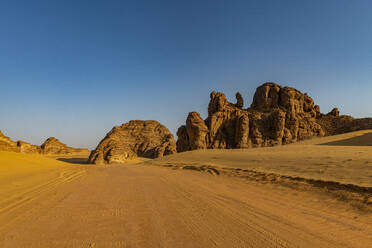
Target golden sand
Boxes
[0,131,371,247]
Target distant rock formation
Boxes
[17,140,41,154]
[326,108,340,117]
[317,115,372,136]
[40,137,89,155]
[0,130,19,152]
[0,131,88,155]
[177,82,372,152]
[89,120,177,165]
[235,92,244,109]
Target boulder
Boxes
[89,120,176,165]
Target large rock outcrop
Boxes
[177,82,372,152]
[89,120,177,164]
[40,137,89,155]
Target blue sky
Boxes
[1,0,371,149]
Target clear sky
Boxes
[1,0,371,149]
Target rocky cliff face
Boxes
[89,120,177,165]
[177,82,372,152]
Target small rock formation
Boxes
[176,82,372,152]
[89,120,177,164]
[40,137,89,155]
[0,131,88,155]
[235,92,244,109]
[317,115,372,135]
[40,137,69,154]
[17,140,41,154]
[0,130,19,152]
[326,108,340,117]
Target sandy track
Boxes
[0,164,370,248]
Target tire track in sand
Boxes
[0,168,86,232]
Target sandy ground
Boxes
[152,130,372,187]
[0,131,372,247]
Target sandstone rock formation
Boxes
[326,108,340,117]
[40,137,89,155]
[235,92,244,109]
[317,115,372,136]
[0,130,19,152]
[177,82,372,152]
[17,140,41,154]
[89,120,177,164]
[0,130,88,155]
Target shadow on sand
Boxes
[57,157,89,164]
[319,133,372,146]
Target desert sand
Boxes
[153,130,372,187]
[0,131,371,247]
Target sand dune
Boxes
[0,131,371,247]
